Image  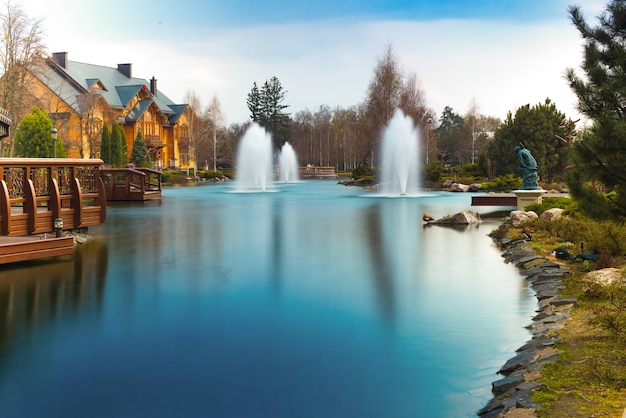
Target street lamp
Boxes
[425,117,433,165]
[51,128,58,158]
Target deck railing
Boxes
[298,166,337,178]
[0,158,106,236]
[99,167,162,201]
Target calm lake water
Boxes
[0,181,535,417]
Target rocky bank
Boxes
[477,226,576,418]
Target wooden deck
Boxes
[0,235,74,265]
[100,167,162,201]
[0,158,106,264]
[471,193,518,207]
[471,192,570,207]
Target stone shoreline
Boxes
[477,230,577,417]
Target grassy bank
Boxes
[494,200,626,416]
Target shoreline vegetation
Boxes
[479,200,626,417]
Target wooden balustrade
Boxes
[99,167,162,201]
[0,158,106,236]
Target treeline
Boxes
[199,43,576,183]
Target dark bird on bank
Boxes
[423,214,434,222]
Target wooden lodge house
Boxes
[25,52,192,169]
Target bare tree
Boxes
[183,90,209,174]
[0,1,45,156]
[363,43,404,166]
[207,94,224,172]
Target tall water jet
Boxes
[378,109,422,196]
[234,123,274,192]
[278,142,299,183]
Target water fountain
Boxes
[278,142,299,183]
[378,109,422,196]
[234,123,274,192]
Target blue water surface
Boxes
[0,181,535,417]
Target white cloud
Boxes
[24,1,590,125]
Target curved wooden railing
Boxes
[0,158,106,236]
[99,167,162,201]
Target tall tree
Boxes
[246,82,263,123]
[100,121,111,164]
[435,106,467,166]
[363,43,404,166]
[363,43,429,168]
[246,76,290,150]
[0,1,45,157]
[14,107,66,157]
[207,94,225,171]
[184,90,208,172]
[109,121,127,167]
[565,1,626,219]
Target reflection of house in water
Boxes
[0,241,108,358]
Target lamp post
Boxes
[51,128,58,158]
[425,117,433,165]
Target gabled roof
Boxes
[41,56,186,119]
[125,99,154,122]
[115,85,143,108]
[167,104,187,125]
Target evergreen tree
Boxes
[100,121,111,164]
[435,106,467,166]
[130,128,152,168]
[565,1,626,219]
[246,82,263,123]
[246,76,290,149]
[109,121,128,167]
[487,99,570,183]
[14,107,66,157]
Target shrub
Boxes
[481,174,522,192]
[352,166,375,181]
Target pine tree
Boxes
[246,76,290,149]
[130,128,152,168]
[100,121,111,164]
[565,1,626,219]
[109,121,128,167]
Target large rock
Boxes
[582,267,624,293]
[449,182,470,192]
[540,208,564,221]
[510,210,538,227]
[429,210,481,225]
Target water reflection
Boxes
[0,241,108,370]
[0,184,537,417]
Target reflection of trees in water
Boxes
[0,240,108,372]
[364,203,396,323]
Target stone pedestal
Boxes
[513,189,546,210]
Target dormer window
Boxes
[86,78,107,92]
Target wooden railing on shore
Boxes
[298,166,337,179]
[99,167,162,201]
[0,158,106,236]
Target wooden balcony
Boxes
[100,167,162,201]
[0,158,106,237]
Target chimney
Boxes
[52,52,68,69]
[117,63,132,78]
[150,76,157,96]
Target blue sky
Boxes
[23,0,605,125]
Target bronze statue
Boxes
[514,143,540,190]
